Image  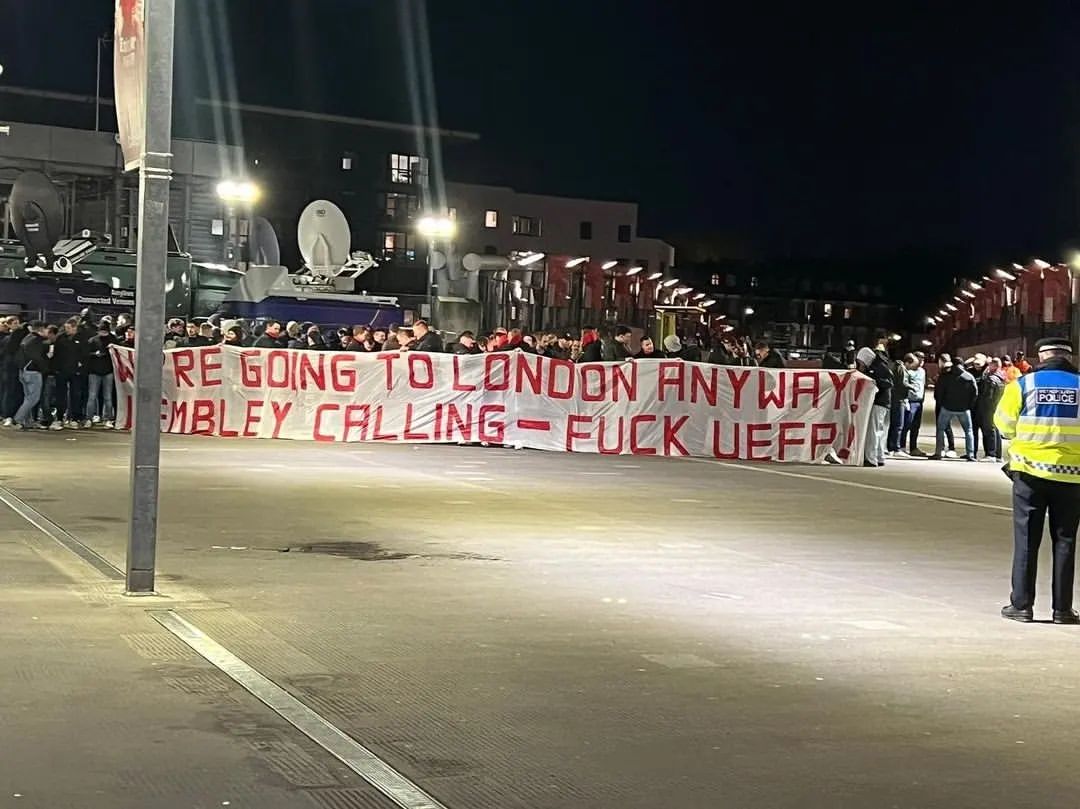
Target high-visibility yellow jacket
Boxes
[995,360,1080,483]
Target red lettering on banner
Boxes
[580,366,607,402]
[445,403,472,441]
[612,363,638,402]
[515,353,543,394]
[826,372,852,410]
[114,349,135,384]
[172,349,195,388]
[777,421,806,460]
[219,400,239,437]
[372,405,396,441]
[663,415,689,456]
[298,352,325,391]
[452,356,476,391]
[191,399,216,435]
[313,404,338,442]
[690,365,717,406]
[746,422,772,461]
[266,351,290,388]
[478,404,505,443]
[711,421,740,459]
[598,416,625,454]
[485,354,510,391]
[852,376,869,404]
[433,403,444,441]
[243,400,263,437]
[343,404,370,441]
[758,370,785,409]
[790,372,821,408]
[403,403,431,440]
[122,395,133,430]
[269,401,291,439]
[240,351,261,387]
[165,399,186,432]
[377,352,399,392]
[726,368,751,409]
[658,362,685,402]
[565,414,591,450]
[630,414,656,455]
[199,347,223,387]
[546,359,575,400]
[331,353,357,392]
[810,423,838,458]
[408,355,435,390]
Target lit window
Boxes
[380,231,416,261]
[823,303,833,317]
[512,215,542,236]
[383,192,417,220]
[341,156,353,171]
[484,210,498,228]
[843,307,853,320]
[711,273,721,286]
[750,276,759,288]
[617,224,632,243]
[389,153,427,184]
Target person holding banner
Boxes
[856,346,893,466]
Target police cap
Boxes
[1035,337,1073,354]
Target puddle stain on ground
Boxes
[281,541,500,563]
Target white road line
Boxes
[671,498,702,504]
[152,611,448,809]
[686,458,1012,513]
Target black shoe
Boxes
[1054,609,1080,625]
[965,455,977,462]
[927,454,942,461]
[910,448,928,457]
[877,461,886,467]
[1001,604,1034,622]
[863,461,876,468]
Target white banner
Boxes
[114,0,147,172]
[110,345,875,463]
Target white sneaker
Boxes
[82,420,94,429]
[894,448,910,458]
[2,418,12,428]
[945,450,958,459]
[48,422,63,431]
[91,415,101,425]
[103,420,115,430]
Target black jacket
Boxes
[889,360,911,406]
[935,365,978,412]
[758,349,785,369]
[4,325,28,365]
[613,341,633,360]
[51,332,85,375]
[578,340,603,363]
[254,334,285,349]
[452,342,482,355]
[411,331,444,353]
[864,355,894,408]
[85,333,116,375]
[975,369,1005,418]
[186,335,214,348]
[634,349,663,360]
[18,332,49,374]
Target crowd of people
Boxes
[0,312,130,431]
[855,337,1032,467]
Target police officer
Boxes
[996,337,1080,624]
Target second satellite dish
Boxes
[297,200,351,274]
[249,216,281,266]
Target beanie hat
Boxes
[856,347,876,367]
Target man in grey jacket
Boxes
[899,353,927,456]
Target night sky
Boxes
[8,1,1080,275]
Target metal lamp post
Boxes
[416,214,455,324]
[216,180,260,268]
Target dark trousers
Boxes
[887,403,905,451]
[934,403,956,452]
[1,362,21,419]
[901,401,923,452]
[53,373,86,422]
[973,413,1000,460]
[1011,472,1080,612]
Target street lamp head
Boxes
[417,215,456,239]
[216,179,260,204]
[744,306,755,316]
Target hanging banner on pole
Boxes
[110,345,875,463]
[114,0,146,171]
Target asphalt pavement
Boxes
[1,425,1078,808]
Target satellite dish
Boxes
[10,171,64,270]
[297,200,350,274]
[430,250,447,271]
[250,216,281,266]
